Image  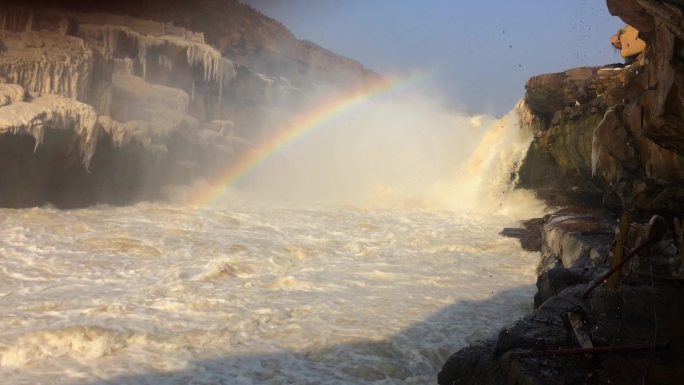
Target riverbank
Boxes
[439,209,684,385]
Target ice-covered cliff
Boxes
[0,3,379,207]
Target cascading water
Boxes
[0,94,545,384]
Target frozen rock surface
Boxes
[0,2,378,207]
[0,31,93,100]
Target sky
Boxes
[241,0,626,116]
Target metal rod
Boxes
[608,211,632,289]
[581,235,657,299]
[512,343,670,358]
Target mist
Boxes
[231,88,545,216]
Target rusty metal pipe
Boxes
[512,343,670,358]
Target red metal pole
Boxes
[512,343,669,358]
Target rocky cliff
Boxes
[440,1,684,384]
[518,0,684,213]
[0,1,380,208]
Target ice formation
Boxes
[113,58,135,76]
[0,92,100,168]
[0,31,94,100]
[0,7,279,206]
[157,55,173,73]
[97,116,173,161]
[79,24,236,101]
[0,83,27,106]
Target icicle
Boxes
[25,10,32,32]
[158,55,173,72]
[591,131,601,178]
[218,73,223,104]
[591,109,612,178]
[36,96,99,169]
[100,26,119,58]
[185,42,235,87]
[138,35,149,81]
[0,95,99,168]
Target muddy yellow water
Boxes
[0,202,537,384]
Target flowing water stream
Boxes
[0,202,538,384]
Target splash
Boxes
[431,100,545,216]
[188,73,429,207]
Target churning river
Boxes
[0,201,538,384]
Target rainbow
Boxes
[189,72,427,207]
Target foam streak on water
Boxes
[0,202,537,384]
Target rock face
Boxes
[518,0,684,212]
[441,2,684,384]
[0,2,379,207]
[517,65,636,206]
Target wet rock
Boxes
[438,340,501,385]
[500,218,544,252]
[541,213,614,270]
[534,266,593,307]
[500,228,541,252]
